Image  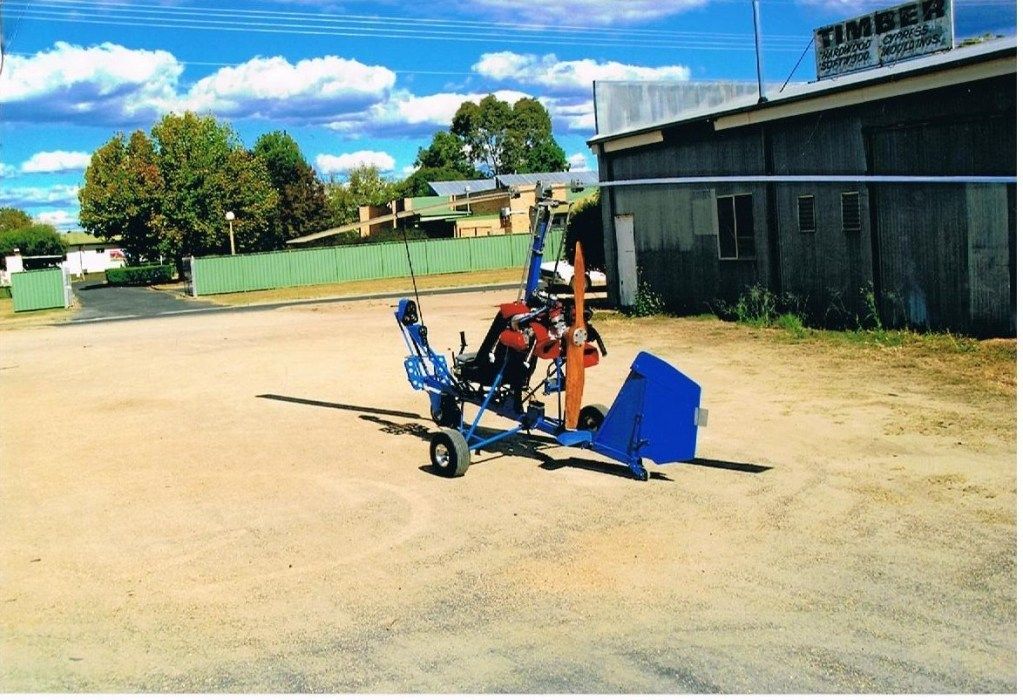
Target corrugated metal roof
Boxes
[497,171,597,188]
[408,195,450,209]
[63,232,118,246]
[589,37,1016,144]
[428,179,497,196]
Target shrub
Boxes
[712,284,810,338]
[776,312,808,339]
[624,269,666,317]
[733,284,777,326]
[106,264,175,286]
[0,224,66,258]
[564,192,605,271]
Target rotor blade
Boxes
[565,241,586,430]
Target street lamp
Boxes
[225,211,236,255]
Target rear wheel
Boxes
[429,428,470,477]
[430,394,462,428]
[568,275,592,292]
[578,403,609,432]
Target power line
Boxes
[8,11,807,52]
[2,51,476,75]
[5,1,812,51]
[13,0,815,43]
[5,11,809,53]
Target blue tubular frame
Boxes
[392,196,705,480]
[523,207,552,302]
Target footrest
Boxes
[556,430,593,448]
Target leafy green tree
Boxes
[400,131,479,197]
[400,166,473,198]
[252,131,330,246]
[414,131,475,175]
[508,98,568,173]
[79,130,164,264]
[564,192,604,271]
[150,113,277,260]
[452,95,514,176]
[0,223,67,257]
[324,164,401,227]
[80,114,280,264]
[0,207,32,233]
[451,95,567,176]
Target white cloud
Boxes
[21,151,92,174]
[1,43,394,128]
[0,42,600,139]
[567,153,592,172]
[539,97,597,134]
[327,89,531,137]
[315,151,396,174]
[0,41,182,125]
[0,184,81,208]
[35,210,79,229]
[183,55,395,121]
[474,52,691,95]
[0,163,17,179]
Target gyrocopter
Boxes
[394,182,708,480]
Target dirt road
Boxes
[0,291,1015,692]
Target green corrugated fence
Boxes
[11,267,69,312]
[191,233,562,296]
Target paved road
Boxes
[66,281,525,326]
[71,280,217,322]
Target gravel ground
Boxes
[0,290,1015,692]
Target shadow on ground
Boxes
[257,393,773,481]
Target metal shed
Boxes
[589,38,1016,336]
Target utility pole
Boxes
[752,0,768,104]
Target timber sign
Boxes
[814,0,954,79]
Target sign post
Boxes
[814,0,954,80]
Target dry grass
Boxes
[593,310,1016,398]
[0,297,75,331]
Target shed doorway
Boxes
[614,214,637,306]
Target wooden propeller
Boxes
[564,241,586,430]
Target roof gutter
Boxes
[587,44,1016,149]
[714,54,1016,131]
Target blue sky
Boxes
[0,0,1016,229]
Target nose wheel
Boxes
[429,428,470,477]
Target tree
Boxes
[0,207,32,233]
[505,98,568,173]
[324,164,401,227]
[0,223,66,257]
[80,113,280,265]
[252,131,330,246]
[401,166,475,198]
[451,95,567,176]
[414,131,475,175]
[452,95,514,176]
[564,191,604,271]
[400,131,478,197]
[79,130,164,264]
[150,113,278,260]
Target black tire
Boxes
[429,429,470,478]
[430,394,462,428]
[567,275,592,292]
[578,403,609,432]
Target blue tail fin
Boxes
[593,352,705,465]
